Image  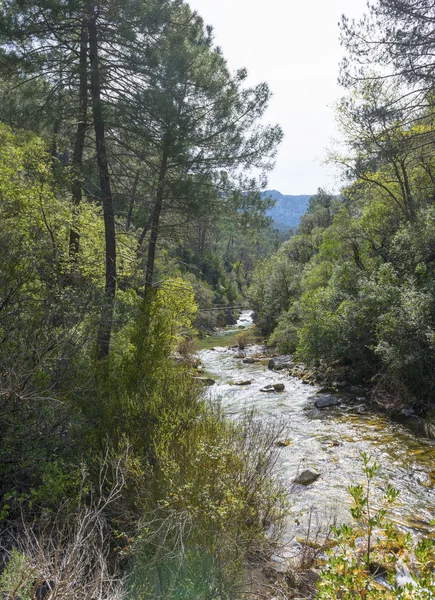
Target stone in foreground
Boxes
[260,385,275,392]
[315,395,340,409]
[268,356,293,370]
[293,469,320,485]
[260,383,286,393]
[273,383,285,392]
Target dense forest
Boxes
[252,3,435,419]
[2,0,435,598]
[0,0,287,597]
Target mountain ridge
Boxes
[263,189,312,230]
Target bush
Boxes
[0,451,129,600]
[68,280,289,598]
[318,454,435,599]
[0,254,290,600]
[177,337,198,357]
[375,285,435,408]
[128,411,289,599]
[268,306,300,354]
[235,331,251,349]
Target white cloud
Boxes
[188,0,367,194]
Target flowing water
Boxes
[198,311,435,547]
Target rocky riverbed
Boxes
[197,311,435,553]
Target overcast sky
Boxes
[188,0,367,195]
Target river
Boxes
[198,311,435,549]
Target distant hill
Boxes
[263,190,312,230]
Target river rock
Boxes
[315,395,340,409]
[234,352,246,359]
[293,469,320,485]
[273,383,285,391]
[411,470,432,487]
[268,355,293,371]
[260,383,285,393]
[243,357,255,364]
[233,380,252,386]
[260,385,275,392]
[401,407,416,418]
[194,377,216,386]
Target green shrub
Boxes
[129,411,288,599]
[318,454,435,599]
[268,305,300,354]
[235,331,251,349]
[375,285,435,407]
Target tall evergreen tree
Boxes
[115,4,282,287]
[0,0,282,353]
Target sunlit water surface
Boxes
[198,311,435,547]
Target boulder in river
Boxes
[243,357,255,364]
[268,356,293,371]
[273,383,285,392]
[233,380,252,386]
[260,385,275,392]
[260,383,286,393]
[411,470,432,487]
[293,469,320,485]
[315,395,340,409]
[234,352,246,359]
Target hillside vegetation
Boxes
[252,5,435,418]
[3,0,435,597]
[0,1,287,597]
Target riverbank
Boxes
[197,310,434,438]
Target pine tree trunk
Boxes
[145,146,169,288]
[137,213,153,253]
[69,20,89,256]
[88,4,117,359]
[126,170,140,230]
